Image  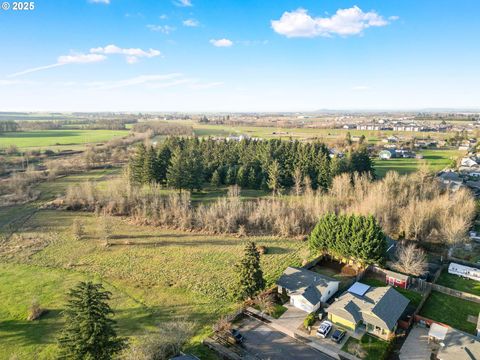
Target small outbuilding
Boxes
[384,269,410,289]
[448,262,480,282]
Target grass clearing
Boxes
[341,334,390,360]
[435,269,480,296]
[0,129,130,150]
[374,149,462,178]
[419,291,480,334]
[0,200,309,358]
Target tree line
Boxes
[128,137,375,191]
[309,213,387,265]
[0,120,18,133]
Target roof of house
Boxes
[277,267,339,305]
[328,285,409,331]
[384,269,410,281]
[437,328,480,360]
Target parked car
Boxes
[316,320,333,338]
[331,329,346,343]
[230,329,244,344]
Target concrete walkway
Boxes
[275,304,305,330]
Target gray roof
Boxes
[328,286,409,331]
[437,328,480,360]
[169,355,200,360]
[277,267,339,305]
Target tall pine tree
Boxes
[58,282,126,360]
[237,241,265,300]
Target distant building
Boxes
[379,149,396,159]
[448,262,480,282]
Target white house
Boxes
[276,267,339,313]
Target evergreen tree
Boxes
[58,282,126,360]
[267,160,281,196]
[225,166,237,186]
[129,143,146,184]
[236,241,265,300]
[142,146,157,184]
[247,167,258,189]
[156,145,171,184]
[237,166,248,187]
[211,168,222,186]
[167,147,187,191]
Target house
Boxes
[437,171,464,192]
[384,269,410,289]
[327,282,409,340]
[448,262,480,282]
[430,326,480,360]
[277,267,339,313]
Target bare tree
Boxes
[121,320,193,360]
[392,242,427,276]
[71,218,85,241]
[254,294,275,316]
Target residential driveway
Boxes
[399,326,431,360]
[275,303,306,330]
[238,317,335,360]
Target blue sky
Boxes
[0,0,479,111]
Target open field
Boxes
[436,269,480,296]
[0,168,310,359]
[419,291,480,334]
[374,149,463,178]
[0,129,130,150]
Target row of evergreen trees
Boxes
[309,213,387,265]
[0,120,18,133]
[129,137,375,191]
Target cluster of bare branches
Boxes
[59,169,476,244]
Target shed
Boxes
[448,263,480,282]
[384,269,410,289]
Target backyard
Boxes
[419,291,480,334]
[435,269,480,296]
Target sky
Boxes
[0,0,479,112]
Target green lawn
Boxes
[0,263,156,359]
[0,185,310,359]
[0,129,130,150]
[374,149,462,178]
[360,278,423,307]
[419,291,480,334]
[436,270,480,296]
[342,334,390,360]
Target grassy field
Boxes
[436,270,480,296]
[419,291,480,334]
[0,169,310,359]
[0,129,130,150]
[342,334,390,360]
[374,149,462,178]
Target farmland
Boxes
[0,169,310,359]
[0,129,130,150]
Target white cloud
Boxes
[8,53,106,77]
[9,44,160,77]
[183,19,199,27]
[210,38,233,47]
[147,24,175,34]
[89,0,110,4]
[57,53,107,64]
[174,0,192,7]
[90,44,161,63]
[271,6,395,38]
[93,74,183,90]
[159,14,168,20]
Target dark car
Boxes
[331,329,346,343]
[230,329,244,344]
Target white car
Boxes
[316,320,333,338]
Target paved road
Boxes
[238,318,335,360]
